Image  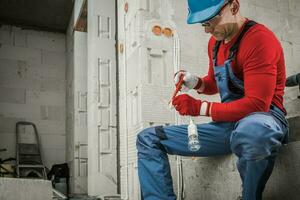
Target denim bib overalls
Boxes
[137,21,289,200]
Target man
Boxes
[136,0,289,199]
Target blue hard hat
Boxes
[187,0,226,24]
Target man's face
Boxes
[202,3,234,41]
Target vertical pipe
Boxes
[173,29,185,199]
[123,9,129,200]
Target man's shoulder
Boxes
[243,22,280,44]
[239,22,283,63]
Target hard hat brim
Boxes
[187,0,225,24]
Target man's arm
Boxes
[197,38,219,95]
[198,68,218,95]
[210,31,281,122]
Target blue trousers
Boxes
[137,107,288,200]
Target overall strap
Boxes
[213,41,222,65]
[228,20,257,60]
[213,20,257,62]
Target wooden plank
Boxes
[74,0,87,32]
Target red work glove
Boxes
[172,94,211,116]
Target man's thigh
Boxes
[230,112,286,160]
[160,121,235,157]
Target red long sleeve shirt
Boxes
[202,21,286,122]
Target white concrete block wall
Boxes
[65,0,88,195]
[87,0,118,197]
[0,25,66,169]
[118,0,182,199]
[72,31,88,194]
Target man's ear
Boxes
[230,0,240,15]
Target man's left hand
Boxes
[172,94,211,116]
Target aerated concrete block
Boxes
[0,44,42,64]
[264,142,300,200]
[0,102,40,119]
[288,116,300,142]
[0,87,26,104]
[181,156,241,200]
[27,32,65,52]
[0,27,13,46]
[33,119,66,135]
[42,50,66,66]
[285,98,300,118]
[26,90,65,106]
[40,105,65,121]
[288,0,300,17]
[40,134,66,149]
[43,148,66,168]
[0,116,24,134]
[13,27,27,48]
[254,7,281,33]
[0,178,52,200]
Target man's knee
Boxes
[136,127,155,148]
[230,113,283,160]
[136,126,167,157]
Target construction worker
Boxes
[136,0,288,199]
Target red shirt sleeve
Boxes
[201,38,218,95]
[211,27,283,122]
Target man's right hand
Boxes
[174,70,202,90]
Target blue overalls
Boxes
[137,21,289,200]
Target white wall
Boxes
[87,0,118,197]
[0,25,66,169]
[118,1,180,199]
[66,0,88,194]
